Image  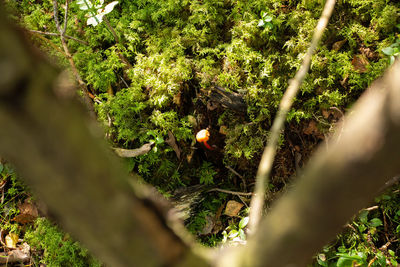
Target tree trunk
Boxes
[0,11,208,267]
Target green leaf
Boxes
[155,137,164,145]
[358,224,367,233]
[390,55,395,65]
[358,210,369,224]
[264,15,273,22]
[389,249,395,257]
[228,230,238,239]
[265,22,274,30]
[382,47,395,56]
[0,163,3,174]
[337,257,355,267]
[239,217,249,229]
[257,20,265,27]
[238,229,246,240]
[369,218,382,227]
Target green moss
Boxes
[25,218,101,267]
[7,0,400,257]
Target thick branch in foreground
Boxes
[248,0,337,232]
[0,12,208,267]
[217,62,400,266]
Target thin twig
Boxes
[28,29,88,45]
[52,0,96,118]
[238,195,249,208]
[103,16,119,43]
[248,0,337,233]
[30,32,67,55]
[103,16,132,69]
[364,205,379,211]
[53,0,62,32]
[62,0,69,35]
[226,165,247,190]
[207,188,253,196]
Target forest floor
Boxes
[2,0,400,266]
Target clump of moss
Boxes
[7,0,400,254]
[25,218,102,267]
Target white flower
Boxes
[77,0,118,26]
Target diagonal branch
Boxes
[217,61,400,267]
[248,0,337,233]
[0,12,209,266]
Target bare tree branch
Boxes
[0,14,209,266]
[226,165,247,190]
[249,0,337,233]
[28,29,88,45]
[113,143,153,158]
[207,188,253,196]
[62,0,69,35]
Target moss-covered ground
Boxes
[3,0,400,265]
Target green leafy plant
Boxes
[222,216,249,244]
[197,161,217,185]
[382,40,400,64]
[258,12,274,29]
[77,0,118,26]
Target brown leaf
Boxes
[360,47,378,59]
[352,54,369,73]
[219,126,228,135]
[165,131,181,160]
[332,40,347,51]
[14,201,39,224]
[303,120,320,135]
[173,92,181,106]
[322,109,331,119]
[207,100,219,111]
[200,215,215,235]
[224,200,244,217]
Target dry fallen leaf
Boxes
[322,109,331,119]
[14,201,39,224]
[303,120,319,135]
[173,92,181,106]
[5,233,18,249]
[303,120,324,139]
[224,200,244,217]
[165,131,181,159]
[352,54,369,73]
[219,126,228,135]
[332,40,347,51]
[200,215,215,235]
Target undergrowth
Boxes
[4,0,400,265]
[0,162,100,266]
